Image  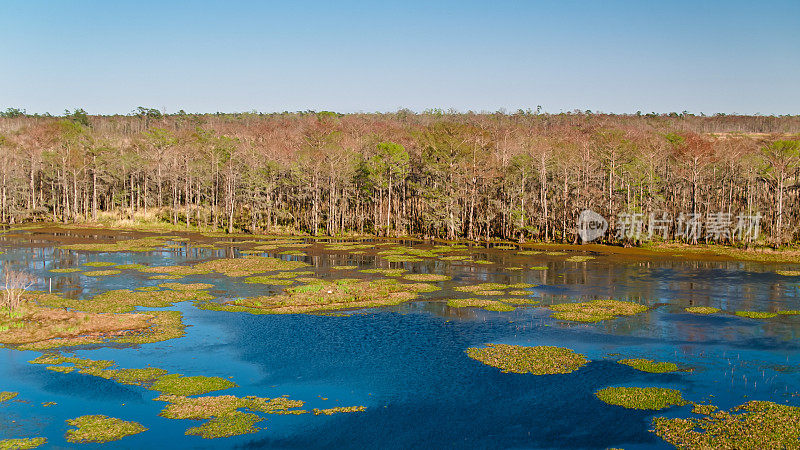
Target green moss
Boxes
[83,261,116,267]
[735,311,778,319]
[685,306,720,314]
[83,270,122,277]
[595,387,688,410]
[0,438,47,449]
[149,374,237,396]
[549,299,648,323]
[65,415,147,443]
[447,299,515,312]
[466,344,588,375]
[50,268,81,273]
[653,401,800,448]
[0,391,18,402]
[618,359,680,373]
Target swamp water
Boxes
[1,228,800,448]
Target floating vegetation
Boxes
[105,368,169,386]
[60,237,167,252]
[83,261,116,267]
[158,282,214,291]
[403,274,451,282]
[141,265,211,276]
[186,411,262,439]
[83,270,122,277]
[544,251,567,256]
[595,387,688,410]
[618,359,680,373]
[473,260,493,265]
[692,403,718,415]
[39,288,211,314]
[439,255,471,261]
[652,401,800,448]
[778,310,800,315]
[507,290,531,296]
[530,266,548,270]
[65,415,147,443]
[685,306,720,314]
[466,344,588,375]
[149,374,237,396]
[776,270,800,277]
[331,265,358,270]
[279,250,306,256]
[381,255,423,263]
[0,438,47,449]
[194,256,308,277]
[565,255,595,263]
[206,278,430,314]
[0,391,18,402]
[508,283,536,289]
[313,406,367,415]
[50,268,81,274]
[549,299,648,323]
[42,402,57,407]
[503,298,541,305]
[113,310,186,344]
[148,274,183,280]
[447,299,515,312]
[518,250,543,255]
[454,283,508,293]
[360,268,406,277]
[735,311,778,319]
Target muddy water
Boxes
[1,228,800,449]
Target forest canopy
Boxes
[0,109,798,245]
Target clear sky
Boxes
[2,0,798,115]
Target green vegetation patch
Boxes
[403,273,451,282]
[158,282,214,291]
[185,411,262,439]
[735,311,778,319]
[115,264,147,270]
[213,278,428,314]
[0,391,18,402]
[148,274,183,280]
[50,268,81,274]
[618,359,680,373]
[595,387,688,410]
[83,270,122,277]
[0,438,47,449]
[60,237,167,252]
[549,299,648,323]
[140,265,211,276]
[685,306,720,314]
[530,266,548,270]
[313,406,367,415]
[65,415,147,443]
[440,255,471,261]
[454,283,508,293]
[466,344,588,375]
[776,270,800,277]
[331,265,358,270]
[447,299,515,312]
[652,401,800,448]
[360,268,407,277]
[194,256,308,277]
[149,374,237,396]
[39,288,212,314]
[244,276,296,286]
[83,261,116,267]
[105,368,169,386]
[565,255,595,263]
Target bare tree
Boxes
[2,267,35,315]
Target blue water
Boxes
[1,230,800,448]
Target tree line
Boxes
[0,109,798,245]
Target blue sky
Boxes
[2,0,798,115]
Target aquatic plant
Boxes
[360,268,407,277]
[331,265,358,270]
[49,268,81,274]
[83,262,116,267]
[778,310,800,315]
[447,299,515,312]
[83,270,121,277]
[244,276,296,285]
[141,265,211,276]
[549,299,648,323]
[65,415,147,443]
[186,411,263,439]
[312,406,367,415]
[530,266,548,270]
[595,387,688,410]
[114,310,186,344]
[685,306,720,314]
[439,255,471,261]
[115,264,147,270]
[402,274,451,282]
[148,274,183,280]
[776,270,800,277]
[517,250,543,255]
[158,282,214,291]
[194,256,308,277]
[149,374,237,396]
[565,255,594,263]
[105,368,169,386]
[466,344,588,375]
[454,283,508,293]
[617,359,680,373]
[0,391,18,402]
[60,237,167,252]
[735,311,778,319]
[691,403,718,415]
[652,401,800,448]
[0,438,47,449]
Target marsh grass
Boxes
[65,415,147,443]
[141,265,211,276]
[49,268,81,274]
[403,274,451,282]
[194,256,308,277]
[244,277,296,285]
[595,387,688,410]
[618,359,680,373]
[0,438,47,449]
[685,306,720,314]
[83,270,121,277]
[149,374,237,396]
[447,299,515,312]
[652,401,800,448]
[466,344,588,375]
[549,299,648,323]
[735,311,778,319]
[148,275,183,280]
[83,262,116,267]
[60,237,167,252]
[115,264,147,270]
